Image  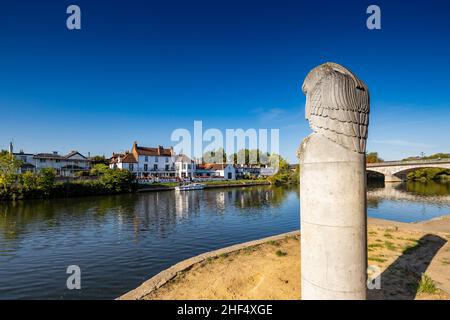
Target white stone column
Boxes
[299,62,370,300]
[299,134,367,299]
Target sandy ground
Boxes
[140,216,450,300]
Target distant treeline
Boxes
[407,168,450,182]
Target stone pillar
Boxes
[384,173,402,183]
[298,62,370,300]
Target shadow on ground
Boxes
[368,234,447,300]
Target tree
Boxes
[366,152,384,163]
[90,155,109,166]
[203,148,227,164]
[0,152,22,191]
[90,163,109,176]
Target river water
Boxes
[0,181,449,299]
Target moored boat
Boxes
[175,183,205,191]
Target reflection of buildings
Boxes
[367,182,450,206]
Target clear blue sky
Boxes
[0,0,449,162]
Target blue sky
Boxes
[0,0,449,162]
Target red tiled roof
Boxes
[132,142,173,157]
[121,153,138,163]
[202,163,231,170]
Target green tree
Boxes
[90,163,109,176]
[366,152,384,163]
[90,155,109,166]
[0,152,22,192]
[203,148,227,163]
[36,168,56,195]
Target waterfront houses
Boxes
[13,149,91,176]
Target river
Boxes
[0,181,449,299]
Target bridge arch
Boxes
[366,160,450,183]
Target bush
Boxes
[0,167,135,201]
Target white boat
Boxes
[175,183,206,191]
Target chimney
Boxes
[8,141,13,154]
[53,151,58,155]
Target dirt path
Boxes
[121,216,450,300]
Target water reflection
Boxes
[367,180,450,222]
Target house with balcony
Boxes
[13,149,91,176]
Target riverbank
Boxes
[120,215,450,300]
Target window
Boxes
[154,164,158,170]
[165,157,169,163]
[55,159,60,163]
[40,159,46,163]
[145,156,148,162]
[155,157,158,163]
[129,164,134,171]
[165,164,169,171]
[144,164,148,171]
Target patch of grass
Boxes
[384,241,396,251]
[267,240,281,247]
[441,258,450,265]
[368,243,383,249]
[242,246,256,254]
[368,256,387,263]
[384,233,393,239]
[375,239,383,243]
[417,274,437,294]
[275,250,287,257]
[206,257,215,264]
[368,231,378,235]
[219,253,229,259]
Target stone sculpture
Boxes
[298,62,370,299]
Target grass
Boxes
[368,255,387,263]
[384,233,394,239]
[368,243,384,249]
[417,274,437,294]
[441,258,450,265]
[275,250,287,257]
[219,253,229,259]
[384,241,396,251]
[268,240,281,247]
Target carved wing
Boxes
[306,66,369,154]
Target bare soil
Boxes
[141,217,450,300]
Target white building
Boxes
[13,150,91,176]
[175,154,195,179]
[195,163,236,180]
[110,142,195,179]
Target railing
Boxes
[367,158,450,167]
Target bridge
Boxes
[367,159,450,182]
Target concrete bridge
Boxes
[367,159,450,182]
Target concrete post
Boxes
[298,63,370,300]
